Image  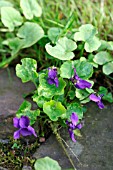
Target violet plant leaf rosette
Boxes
[66,112,82,142]
[89,93,104,109]
[47,68,59,87]
[70,68,92,89]
[13,116,37,139]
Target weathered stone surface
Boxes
[0,167,8,170]
[0,68,35,139]
[0,68,113,170]
[22,166,32,170]
[33,103,113,170]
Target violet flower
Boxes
[89,93,104,109]
[70,68,92,89]
[66,112,82,142]
[13,116,37,139]
[47,68,59,87]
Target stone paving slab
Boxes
[0,68,113,170]
[33,103,113,170]
[0,68,35,139]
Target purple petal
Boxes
[13,117,20,128]
[69,129,76,142]
[89,94,101,102]
[13,130,20,139]
[74,75,80,80]
[19,116,30,128]
[54,77,59,87]
[47,78,55,85]
[66,120,69,125]
[97,101,104,109]
[48,68,57,79]
[20,128,32,136]
[27,126,37,137]
[76,123,82,129]
[69,123,75,130]
[75,79,92,89]
[70,112,79,126]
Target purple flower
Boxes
[47,68,59,87]
[70,69,92,89]
[89,93,104,109]
[66,112,82,142]
[13,116,37,139]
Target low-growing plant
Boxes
[34,156,75,170]
[0,0,113,169]
[13,53,112,168]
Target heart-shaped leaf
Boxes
[103,61,113,75]
[43,100,66,121]
[74,24,97,41]
[48,27,62,43]
[1,7,23,31]
[38,73,66,98]
[94,51,113,65]
[66,103,83,120]
[98,86,113,103]
[75,61,93,79]
[45,37,77,60]
[17,22,44,48]
[32,93,49,108]
[74,24,101,52]
[34,157,61,170]
[16,58,38,83]
[16,100,40,125]
[3,37,24,55]
[60,61,73,78]
[20,0,42,20]
[85,37,101,52]
[0,0,13,9]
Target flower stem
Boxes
[50,123,77,170]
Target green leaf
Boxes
[48,27,62,43]
[20,0,42,20]
[98,86,113,103]
[74,24,97,41]
[97,40,111,51]
[38,73,66,98]
[75,61,93,79]
[17,22,44,48]
[60,61,73,78]
[75,88,94,103]
[16,100,40,125]
[94,51,113,65]
[85,37,101,52]
[3,37,24,55]
[45,37,77,60]
[103,61,113,75]
[1,7,23,31]
[68,90,75,100]
[107,41,113,50]
[43,100,66,121]
[32,94,49,108]
[66,103,83,120]
[74,24,101,52]
[63,169,75,170]
[0,0,13,9]
[88,54,98,68]
[16,58,38,83]
[34,157,61,170]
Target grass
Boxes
[38,0,113,40]
[6,0,113,39]
[0,0,113,68]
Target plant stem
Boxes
[50,123,77,170]
[0,54,17,68]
